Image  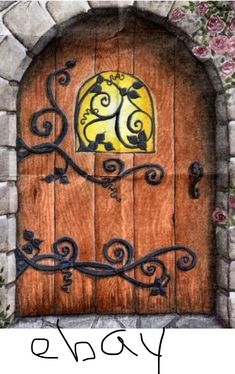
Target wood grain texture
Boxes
[54,24,96,314]
[94,15,135,313]
[134,19,176,313]
[17,15,215,316]
[17,46,55,316]
[175,41,215,313]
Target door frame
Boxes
[0,1,233,326]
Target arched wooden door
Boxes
[16,14,215,316]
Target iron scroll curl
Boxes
[17,60,165,201]
[16,230,197,297]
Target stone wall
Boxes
[0,0,234,327]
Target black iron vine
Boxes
[17,60,165,202]
[16,230,197,297]
[188,161,204,199]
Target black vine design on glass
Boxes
[75,72,155,152]
[17,60,165,202]
[16,230,197,296]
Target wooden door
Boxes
[16,15,215,316]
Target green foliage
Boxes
[0,268,11,328]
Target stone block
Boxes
[134,1,174,18]
[0,182,17,214]
[116,315,138,328]
[216,191,228,211]
[140,314,176,328]
[216,124,229,161]
[229,261,235,290]
[0,283,15,318]
[89,1,134,8]
[0,78,18,111]
[0,252,16,284]
[230,158,235,188]
[0,215,8,252]
[93,316,123,328]
[0,215,16,252]
[7,215,16,252]
[216,227,228,258]
[173,315,222,328]
[228,292,235,328]
[204,61,224,94]
[46,1,90,24]
[0,2,14,12]
[226,88,235,121]
[216,160,228,191]
[229,121,235,157]
[216,290,229,326]
[215,93,228,125]
[3,1,56,55]
[44,314,96,328]
[0,35,31,81]
[0,148,16,181]
[9,317,44,328]
[217,257,229,289]
[0,112,16,147]
[229,227,235,260]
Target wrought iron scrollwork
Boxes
[188,161,204,199]
[75,71,155,152]
[17,60,165,202]
[16,230,197,297]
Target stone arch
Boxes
[0,1,234,327]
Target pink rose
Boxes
[229,197,235,210]
[230,17,235,33]
[207,15,225,34]
[227,36,235,57]
[169,8,186,23]
[210,35,228,55]
[197,2,208,16]
[192,45,211,59]
[221,60,235,75]
[212,208,227,225]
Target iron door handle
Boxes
[188,161,204,199]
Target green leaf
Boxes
[95,133,105,143]
[23,230,34,241]
[127,136,138,145]
[139,141,147,150]
[44,174,55,183]
[88,141,98,151]
[32,239,43,249]
[60,175,70,184]
[128,91,140,99]
[138,130,147,142]
[22,243,34,254]
[96,75,104,84]
[104,142,115,151]
[120,87,127,96]
[55,167,64,176]
[91,84,102,94]
[132,81,143,90]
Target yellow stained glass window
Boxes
[75,71,156,153]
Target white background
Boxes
[0,328,234,374]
